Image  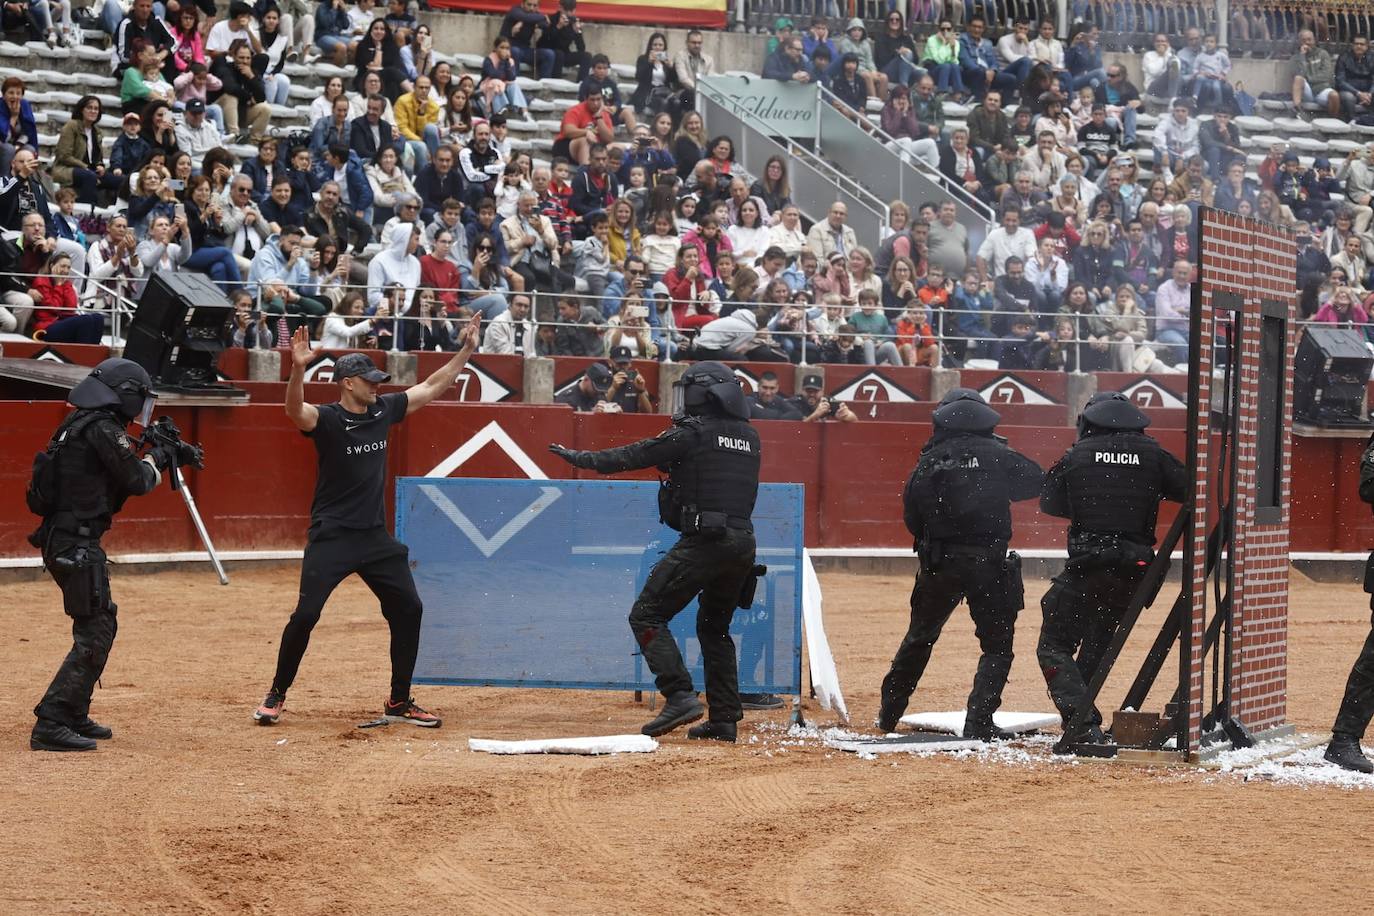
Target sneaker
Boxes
[31,719,97,752]
[304,49,322,64]
[739,692,784,710]
[383,697,442,728]
[1324,734,1374,774]
[72,717,113,740]
[641,691,704,737]
[254,690,285,725]
[687,720,737,742]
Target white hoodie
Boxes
[366,221,422,312]
[695,308,759,353]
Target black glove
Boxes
[548,443,586,467]
[176,440,205,470]
[148,442,177,472]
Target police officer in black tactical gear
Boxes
[25,358,198,752]
[1324,438,1374,774]
[1037,391,1188,751]
[549,361,761,743]
[877,388,1044,740]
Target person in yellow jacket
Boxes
[394,73,442,173]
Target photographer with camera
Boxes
[226,288,274,349]
[26,359,201,751]
[603,345,652,413]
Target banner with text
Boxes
[698,74,819,140]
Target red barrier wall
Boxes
[0,399,1293,558]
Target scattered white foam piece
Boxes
[898,710,1061,734]
[826,736,976,755]
[468,734,657,756]
[1207,733,1374,789]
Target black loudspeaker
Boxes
[1294,326,1374,427]
[123,271,232,390]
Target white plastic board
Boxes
[468,735,658,755]
[897,711,1061,734]
[802,550,850,723]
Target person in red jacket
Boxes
[662,243,717,331]
[419,226,463,313]
[30,251,103,343]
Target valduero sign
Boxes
[699,75,817,139]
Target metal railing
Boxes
[814,82,994,252]
[694,76,892,248]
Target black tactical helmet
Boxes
[677,361,749,420]
[68,358,155,424]
[932,387,1000,433]
[1078,391,1149,437]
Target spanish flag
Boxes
[431,0,727,30]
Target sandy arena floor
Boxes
[2,565,1371,915]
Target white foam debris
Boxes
[1206,734,1374,790]
[898,710,1061,734]
[468,734,658,755]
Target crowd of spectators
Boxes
[2,3,1373,374]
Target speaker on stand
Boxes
[1293,326,1374,428]
[122,271,237,393]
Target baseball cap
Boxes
[650,280,671,298]
[186,99,205,113]
[1281,151,1299,164]
[585,362,613,391]
[334,353,391,383]
[801,372,823,391]
[1314,156,1332,169]
[123,111,140,124]
[609,345,633,364]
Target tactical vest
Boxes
[661,417,761,532]
[1064,430,1168,544]
[907,433,1015,547]
[49,409,127,533]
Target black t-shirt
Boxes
[748,394,804,420]
[555,384,600,412]
[307,392,408,530]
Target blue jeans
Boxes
[1154,327,1188,363]
[922,61,965,94]
[316,34,348,56]
[404,139,429,173]
[184,246,243,294]
[1071,69,1108,91]
[512,45,555,79]
[1194,78,1235,113]
[882,55,927,88]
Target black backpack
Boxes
[26,412,102,518]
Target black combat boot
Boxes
[641,691,704,737]
[31,719,98,752]
[1324,734,1374,774]
[962,718,1016,741]
[876,694,907,733]
[1052,723,1107,755]
[73,717,113,740]
[687,721,737,742]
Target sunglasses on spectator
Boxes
[476,245,494,251]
